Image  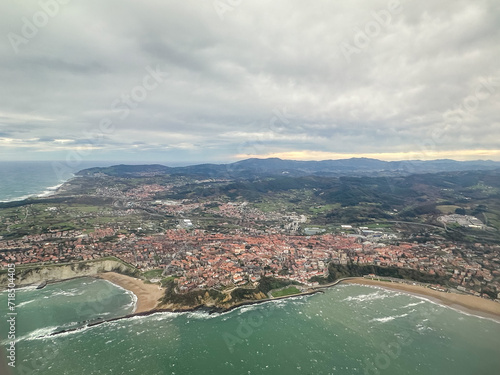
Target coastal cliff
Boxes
[158,276,300,311]
[0,258,137,288]
[158,289,269,311]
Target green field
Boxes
[436,205,461,214]
[271,286,301,298]
[142,268,164,279]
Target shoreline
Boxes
[96,272,164,314]
[98,272,323,315]
[341,278,500,322]
[10,271,500,323]
[42,273,500,338]
[95,273,500,322]
[45,274,323,338]
[0,176,75,204]
[96,273,500,322]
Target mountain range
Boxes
[76,158,500,178]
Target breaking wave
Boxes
[371,313,409,323]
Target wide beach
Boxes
[342,278,500,321]
[97,272,164,313]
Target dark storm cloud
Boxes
[0,0,499,162]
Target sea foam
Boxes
[370,313,409,323]
[342,291,393,303]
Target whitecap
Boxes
[370,313,408,323]
[16,299,35,307]
[7,326,61,344]
[50,290,85,297]
[0,194,35,203]
[401,301,425,309]
[122,311,181,323]
[186,311,215,320]
[101,279,138,313]
[343,291,393,303]
[36,183,64,198]
[238,305,261,314]
[13,285,39,292]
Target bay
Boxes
[1,280,499,375]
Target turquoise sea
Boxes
[1,278,499,375]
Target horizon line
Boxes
[1,156,500,165]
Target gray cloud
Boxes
[0,0,499,162]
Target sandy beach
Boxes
[95,272,500,322]
[97,272,164,313]
[342,278,500,321]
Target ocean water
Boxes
[0,278,136,342]
[0,160,201,202]
[0,161,121,202]
[1,281,499,375]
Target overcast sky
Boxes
[0,0,499,163]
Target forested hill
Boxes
[76,158,500,178]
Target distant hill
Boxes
[76,164,172,177]
[76,158,500,178]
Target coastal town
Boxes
[1,223,499,300]
[1,166,500,304]
[3,2,500,372]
